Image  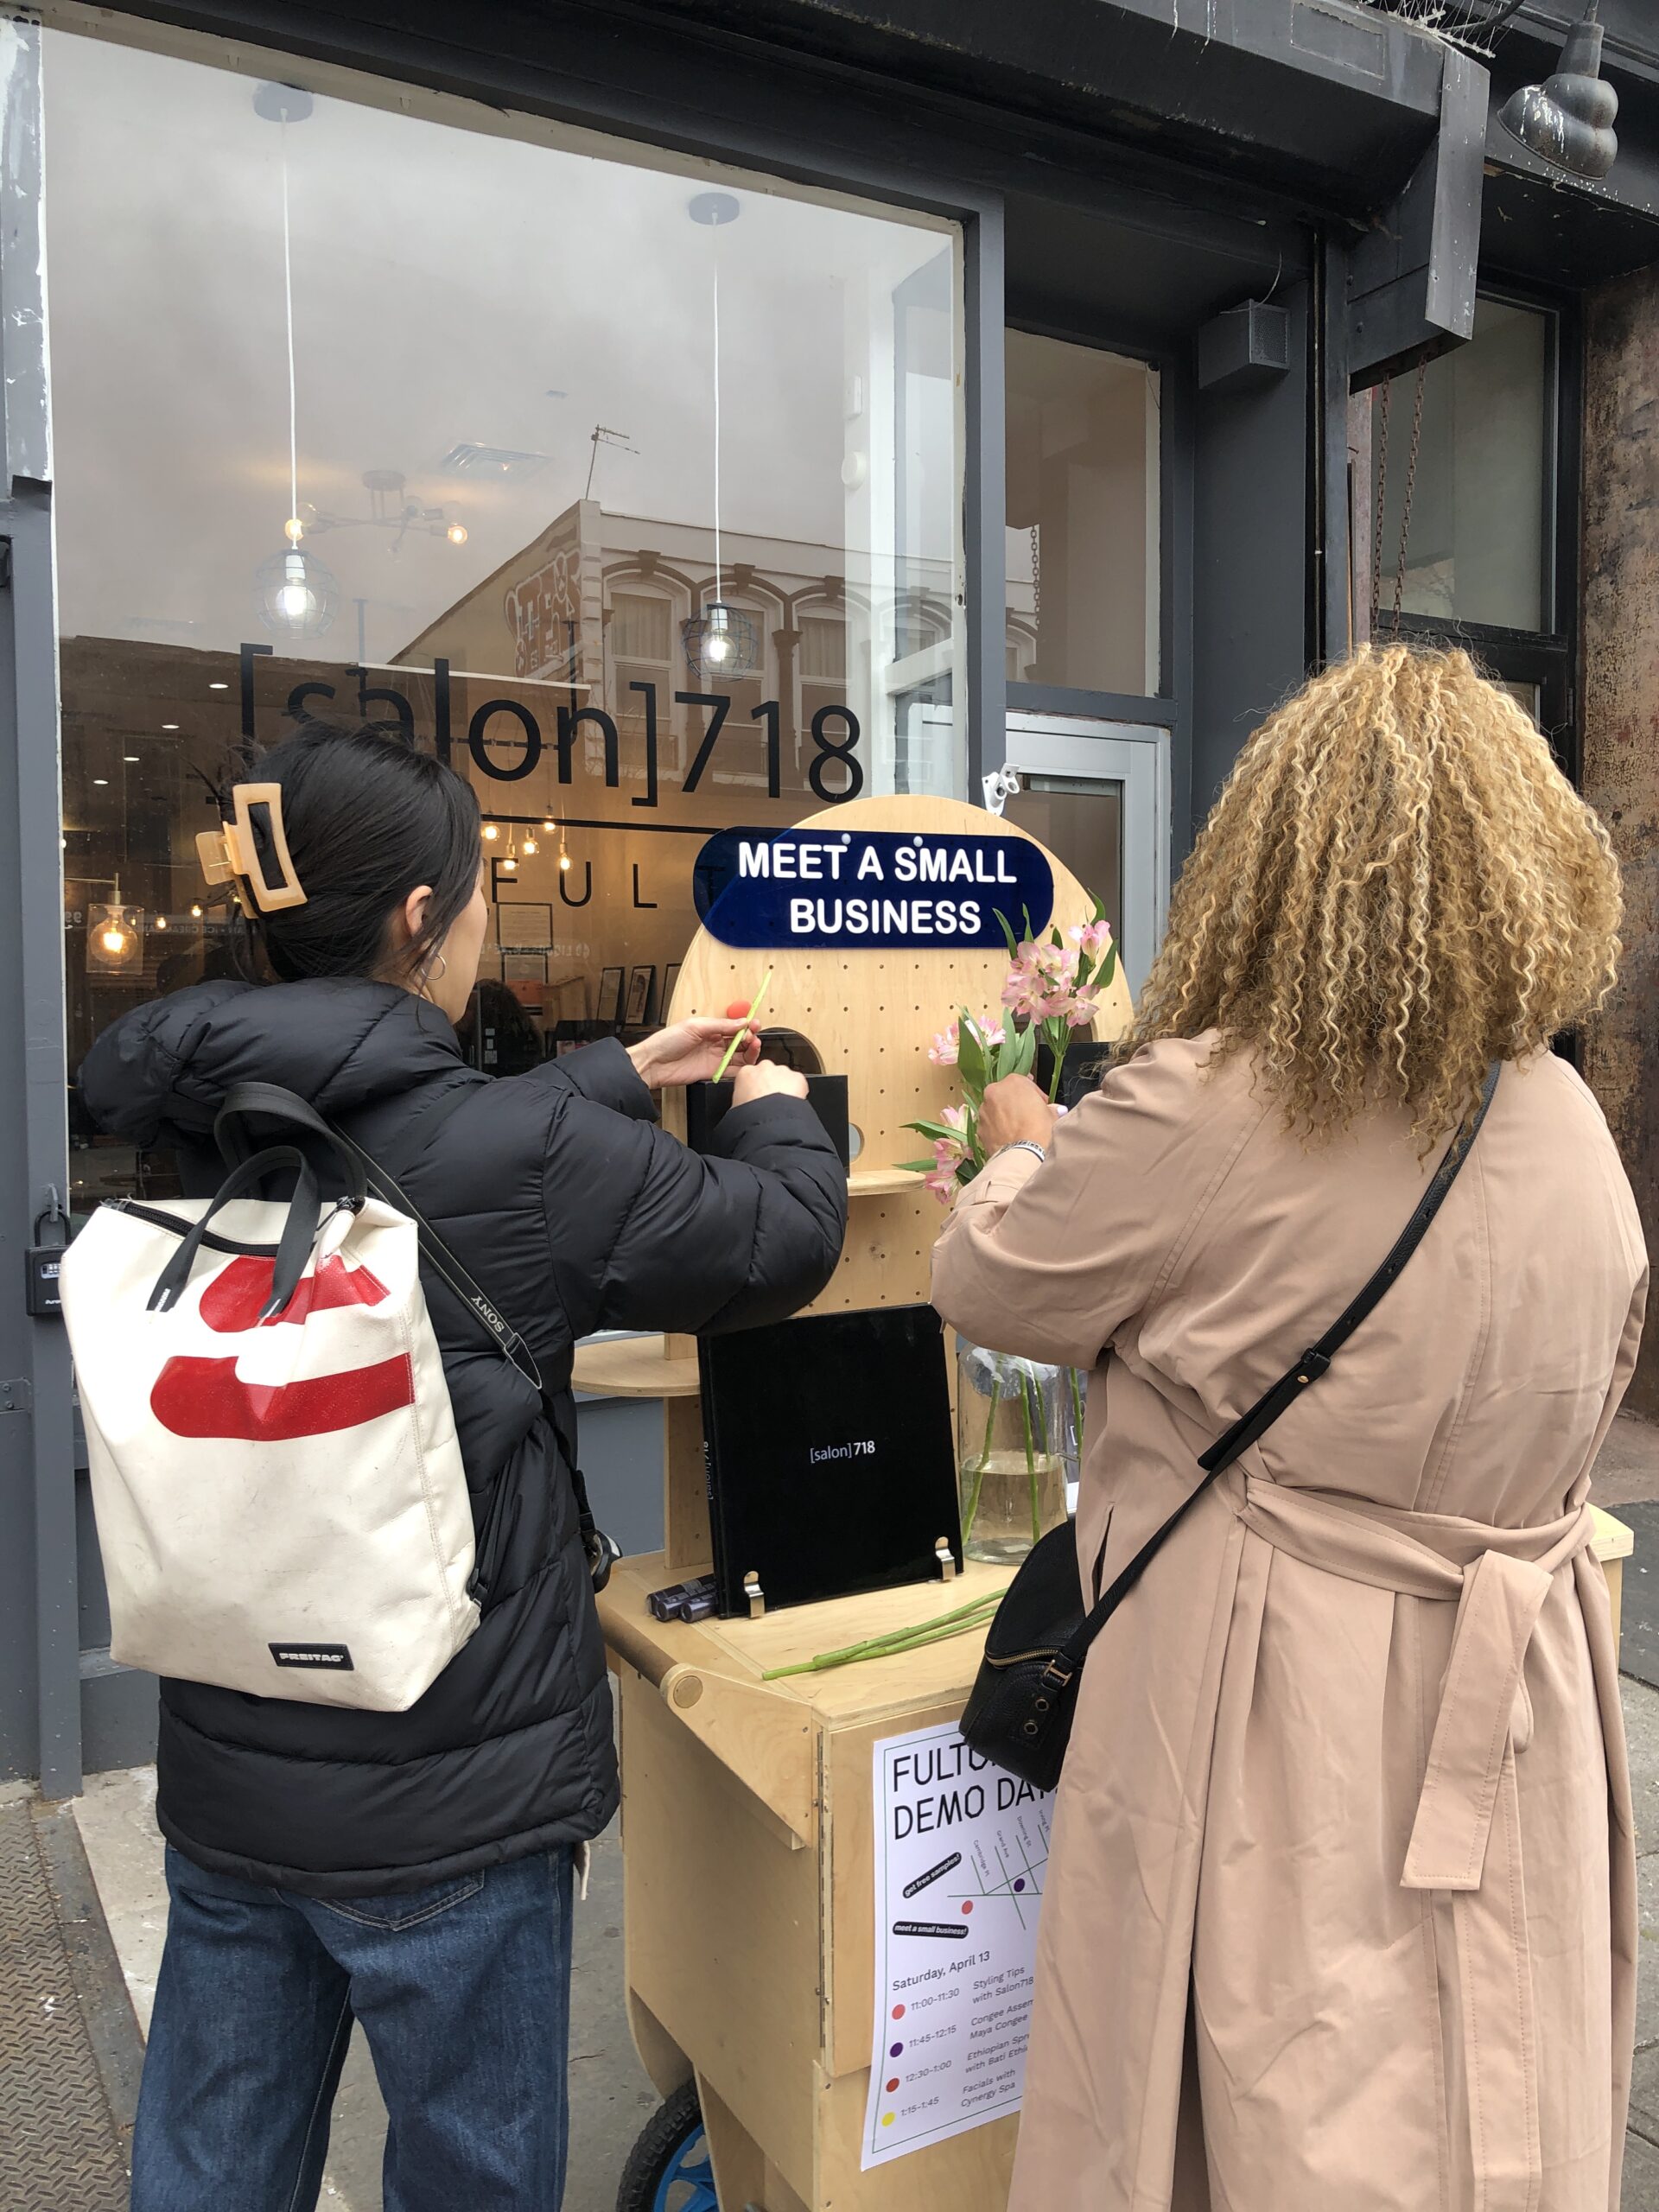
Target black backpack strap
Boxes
[216,1079,543,1394]
[214,1080,614,1587]
[1044,1061,1500,1688]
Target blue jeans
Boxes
[131,1843,574,2212]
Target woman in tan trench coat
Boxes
[932,645,1648,2212]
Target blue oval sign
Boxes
[693,827,1054,950]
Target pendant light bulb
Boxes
[284,516,305,544]
[190,903,203,919]
[276,549,315,624]
[482,823,499,842]
[524,835,538,855]
[446,523,468,546]
[99,923,127,957]
[560,851,573,874]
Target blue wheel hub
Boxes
[652,2119,717,2212]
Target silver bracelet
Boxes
[996,1140,1047,1167]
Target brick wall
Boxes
[1582,266,1659,1419]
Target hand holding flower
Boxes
[976,1074,1058,1154]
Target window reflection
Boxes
[1374,300,1549,633]
[44,29,963,1207]
[1006,332,1161,696]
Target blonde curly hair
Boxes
[1123,644,1623,1137]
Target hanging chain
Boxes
[1029,524,1041,646]
[1369,373,1392,638]
[1390,358,1429,637]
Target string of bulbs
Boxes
[482,819,574,874]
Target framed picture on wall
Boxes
[596,967,625,1024]
[495,901,553,950]
[661,962,682,1018]
[625,965,655,1027]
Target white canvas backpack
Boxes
[60,1082,547,1712]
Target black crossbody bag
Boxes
[214,1080,621,1599]
[959,1063,1499,1790]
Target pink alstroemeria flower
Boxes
[928,1021,960,1067]
[923,1109,972,1204]
[1070,917,1114,959]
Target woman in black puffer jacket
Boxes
[80,721,846,2212]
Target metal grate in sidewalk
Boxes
[0,1800,129,2209]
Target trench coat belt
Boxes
[1220,1470,1599,2212]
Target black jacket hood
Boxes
[79,977,467,1151]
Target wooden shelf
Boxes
[572,1333,700,1400]
[847,1165,925,1197]
[600,1550,1017,1732]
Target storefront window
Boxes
[43,29,963,1206]
[1374,299,1550,632]
[1005,331,1160,696]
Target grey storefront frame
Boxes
[5,0,1656,1791]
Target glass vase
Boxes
[1059,1364,1087,1506]
[955,1337,1069,1565]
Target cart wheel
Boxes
[617,2079,719,2212]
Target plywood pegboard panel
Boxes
[809,1187,935,1315]
[666,795,1134,1180]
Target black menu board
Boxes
[699,1305,961,1617]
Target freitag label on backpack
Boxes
[269,1642,355,1671]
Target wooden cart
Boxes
[576,793,1636,2211]
[580,795,1116,2209]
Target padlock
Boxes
[26,1191,67,1319]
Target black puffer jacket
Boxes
[79,978,846,1896]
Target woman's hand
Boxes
[977,1073,1059,1154]
[731,1061,809,1106]
[627,1018,761,1090]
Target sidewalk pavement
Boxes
[9,1408,1659,2210]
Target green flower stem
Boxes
[1020,1374,1041,1547]
[1069,1367,1086,1459]
[960,1370,1001,1542]
[762,1593,1001,1680]
[780,1591,999,1667]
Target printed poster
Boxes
[861,1721,1055,2169]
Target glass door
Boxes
[1001,712,1169,997]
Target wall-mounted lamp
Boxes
[1497,2,1618,182]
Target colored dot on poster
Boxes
[881,2114,896,2128]
[961,1900,973,1914]
[1014,1878,1027,1892]
[892,2004,906,2020]
[886,2078,899,2094]
[890,2042,904,2058]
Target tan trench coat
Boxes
[931,1039,1648,2212]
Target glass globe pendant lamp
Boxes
[256,543,340,639]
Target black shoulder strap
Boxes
[1048,1061,1500,1683]
[214,1079,605,1560]
[214,1079,538,1388]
